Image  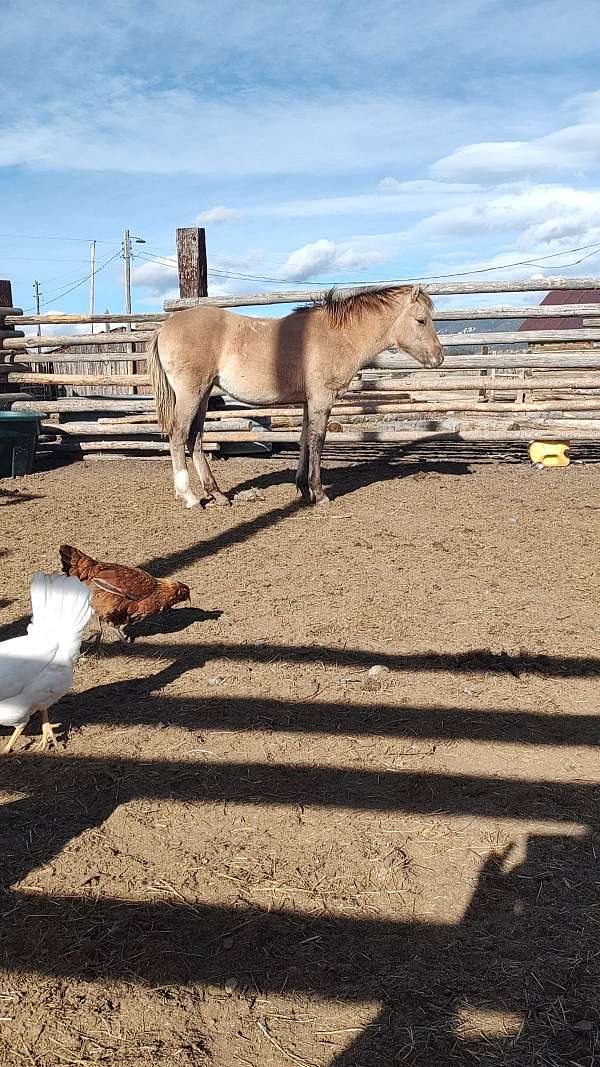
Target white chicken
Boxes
[0,571,92,753]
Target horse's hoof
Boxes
[313,494,331,507]
[184,496,202,509]
[210,493,230,507]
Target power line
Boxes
[135,238,600,290]
[0,255,92,263]
[0,233,117,243]
[23,249,121,312]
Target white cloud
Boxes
[0,80,499,177]
[196,205,240,224]
[131,256,178,296]
[277,239,384,282]
[416,185,600,248]
[433,92,600,181]
[257,180,483,220]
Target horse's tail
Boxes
[147,331,175,435]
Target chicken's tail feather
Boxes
[28,572,92,646]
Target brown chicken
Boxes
[59,545,190,643]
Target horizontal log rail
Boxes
[8,371,600,391]
[4,327,600,353]
[2,331,154,349]
[39,428,600,450]
[6,302,600,328]
[40,401,600,437]
[8,372,148,386]
[7,352,600,377]
[164,275,600,311]
[4,312,163,327]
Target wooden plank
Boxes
[367,352,600,371]
[46,417,254,435]
[164,275,600,311]
[6,351,155,366]
[7,304,600,328]
[2,331,155,350]
[10,369,600,391]
[174,427,600,442]
[11,398,157,414]
[46,440,218,453]
[176,227,208,299]
[8,372,150,386]
[6,312,165,326]
[6,327,600,353]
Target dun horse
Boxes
[148,284,444,508]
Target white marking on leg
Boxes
[174,469,201,509]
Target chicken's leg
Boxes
[35,708,62,751]
[3,725,25,754]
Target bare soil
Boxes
[1,443,600,1066]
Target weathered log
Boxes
[81,453,216,462]
[6,327,600,354]
[7,372,149,386]
[11,398,157,414]
[368,350,600,372]
[2,330,155,350]
[164,275,600,311]
[7,303,600,329]
[46,417,254,435]
[5,313,164,327]
[44,439,218,453]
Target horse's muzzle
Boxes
[424,347,444,368]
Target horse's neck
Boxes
[341,310,395,372]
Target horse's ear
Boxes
[409,285,420,303]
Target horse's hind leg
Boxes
[170,393,202,509]
[295,402,310,499]
[188,391,230,506]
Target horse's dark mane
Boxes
[292,284,433,328]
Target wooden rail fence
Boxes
[2,271,600,461]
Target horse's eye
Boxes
[417,317,426,325]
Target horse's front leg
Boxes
[188,391,230,506]
[307,397,333,506]
[295,401,310,499]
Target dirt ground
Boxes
[1,442,600,1066]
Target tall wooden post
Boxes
[0,280,15,396]
[0,280,13,308]
[176,227,208,299]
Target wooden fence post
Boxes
[176,227,208,298]
[0,280,13,307]
[0,279,22,396]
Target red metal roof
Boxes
[519,289,600,331]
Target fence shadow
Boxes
[1,747,598,892]
[0,816,596,1064]
[82,635,600,679]
[225,449,472,502]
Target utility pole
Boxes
[33,280,41,353]
[89,240,96,334]
[122,229,132,314]
[122,229,145,314]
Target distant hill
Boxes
[438,317,526,354]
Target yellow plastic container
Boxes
[528,440,570,467]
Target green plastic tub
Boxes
[0,411,42,477]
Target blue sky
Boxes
[2,0,600,318]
